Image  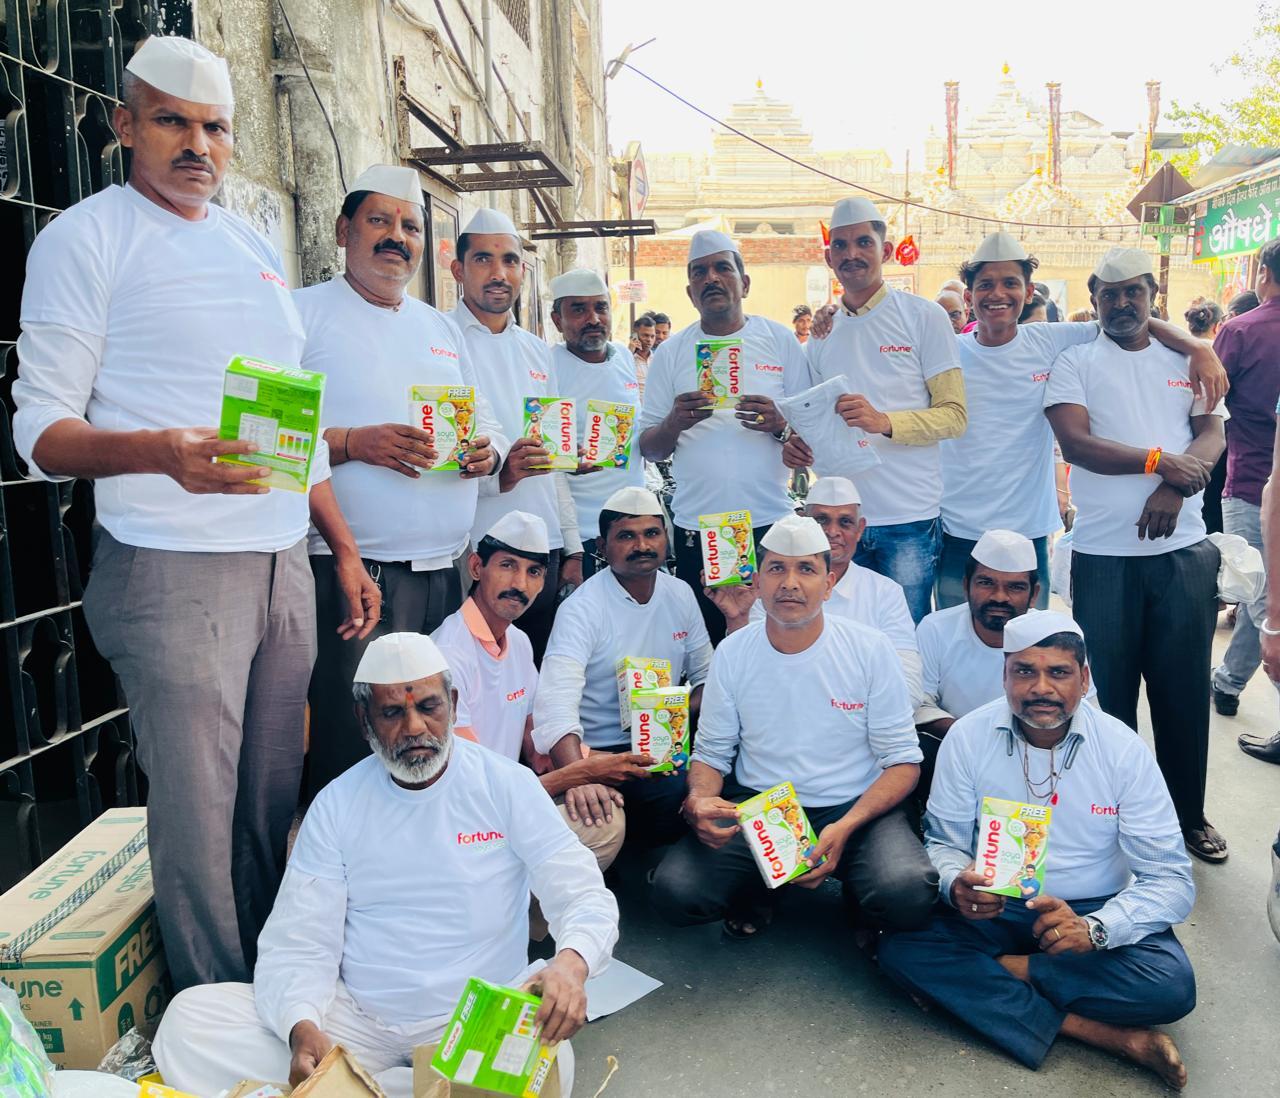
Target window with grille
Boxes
[496,0,531,45]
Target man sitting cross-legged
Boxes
[878,611,1196,1089]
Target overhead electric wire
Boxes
[618,61,1146,233]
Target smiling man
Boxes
[638,230,812,642]
[11,36,377,990]
[154,632,618,1098]
[296,165,508,799]
[652,515,937,940]
[1045,248,1230,865]
[879,612,1196,1090]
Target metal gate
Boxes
[0,1,190,888]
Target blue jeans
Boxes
[854,517,941,624]
[1213,497,1279,709]
[935,532,1051,611]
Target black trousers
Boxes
[1070,541,1219,830]
[672,522,773,646]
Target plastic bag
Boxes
[0,982,53,1098]
[1050,530,1072,607]
[776,377,882,478]
[1207,532,1265,606]
[96,1029,155,1083]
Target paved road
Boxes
[574,618,1280,1097]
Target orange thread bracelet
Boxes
[1144,447,1163,475]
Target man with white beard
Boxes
[154,633,618,1097]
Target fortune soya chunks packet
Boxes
[614,656,671,729]
[699,510,756,587]
[582,399,636,468]
[409,385,476,471]
[629,685,691,773]
[974,796,1052,899]
[738,782,822,889]
[695,338,742,409]
[522,397,577,470]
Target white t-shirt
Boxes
[297,277,500,562]
[750,561,917,652]
[287,742,578,1023]
[917,604,1005,718]
[551,342,645,541]
[929,697,1184,905]
[1044,336,1228,557]
[451,303,564,549]
[542,569,711,748]
[805,291,960,526]
[14,184,328,553]
[941,323,1097,540]
[694,617,921,807]
[637,315,811,529]
[432,606,537,761]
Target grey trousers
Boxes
[83,532,316,992]
[1071,541,1219,830]
[304,555,463,801]
[652,789,938,931]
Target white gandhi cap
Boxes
[1093,247,1154,282]
[602,485,664,516]
[126,36,234,106]
[687,230,740,263]
[484,510,550,554]
[760,515,830,557]
[1002,609,1084,654]
[549,269,608,298]
[354,632,449,684]
[972,529,1037,573]
[345,165,423,206]
[969,231,1029,264]
[829,197,885,230]
[805,477,861,507]
[462,207,520,238]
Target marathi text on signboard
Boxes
[616,279,647,304]
[1192,176,1280,263]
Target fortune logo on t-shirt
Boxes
[879,344,913,354]
[457,830,506,849]
[259,270,287,288]
[830,698,865,712]
[1167,378,1193,391]
[505,688,527,702]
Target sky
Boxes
[602,0,1262,169]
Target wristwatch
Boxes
[774,424,794,444]
[1083,915,1109,950]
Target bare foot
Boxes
[996,954,1030,982]
[1123,1030,1187,1090]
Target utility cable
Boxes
[276,0,347,191]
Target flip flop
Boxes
[722,901,776,942]
[1184,822,1229,864]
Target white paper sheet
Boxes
[585,959,662,1021]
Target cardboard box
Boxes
[698,510,756,587]
[428,979,557,1097]
[409,385,477,471]
[582,400,635,468]
[217,356,325,493]
[138,1081,201,1097]
[227,1045,385,1097]
[738,782,821,889]
[695,338,742,409]
[629,686,691,772]
[414,1044,562,1098]
[975,796,1052,899]
[614,656,672,730]
[0,809,169,1068]
[522,397,577,470]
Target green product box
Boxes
[431,978,558,1097]
[698,510,756,587]
[629,685,691,772]
[409,385,477,471]
[216,356,324,493]
[614,656,672,730]
[522,397,577,470]
[695,338,742,409]
[738,781,821,889]
[974,796,1052,899]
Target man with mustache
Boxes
[11,37,378,990]
[790,197,966,624]
[880,612,1196,1090]
[1045,248,1229,865]
[450,209,583,659]
[154,632,618,1097]
[433,511,645,883]
[638,230,812,642]
[294,165,507,800]
[653,515,936,939]
[936,233,1225,611]
[533,487,712,846]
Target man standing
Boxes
[638,229,811,642]
[653,516,937,937]
[631,315,657,390]
[296,165,506,798]
[650,311,672,347]
[793,196,966,623]
[547,270,645,579]
[449,208,581,657]
[154,632,618,1097]
[793,304,813,344]
[11,37,378,989]
[1046,248,1229,863]
[532,487,712,845]
[879,613,1196,1089]
[936,233,1223,610]
[1212,239,1280,760]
